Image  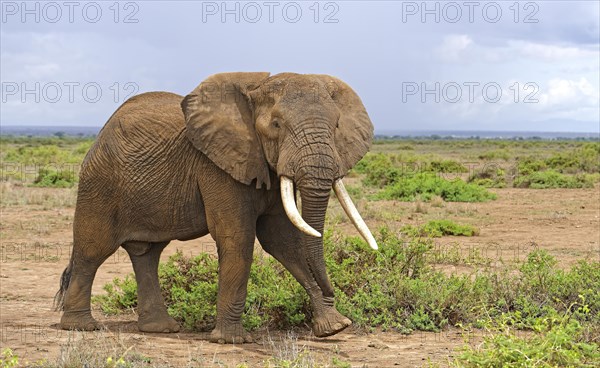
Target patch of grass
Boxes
[468,166,507,188]
[2,143,88,166]
[478,149,511,161]
[342,184,363,200]
[514,170,598,189]
[1,349,19,368]
[453,304,599,367]
[0,184,77,208]
[53,330,152,368]
[1,137,92,183]
[402,220,479,237]
[263,332,339,368]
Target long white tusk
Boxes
[280,176,322,238]
[333,179,379,250]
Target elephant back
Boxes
[80,92,186,182]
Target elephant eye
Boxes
[272,119,281,128]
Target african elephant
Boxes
[55,72,378,343]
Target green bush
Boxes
[402,220,479,237]
[354,153,494,202]
[427,159,469,174]
[94,274,138,315]
[0,349,19,368]
[517,143,600,176]
[545,142,600,174]
[32,168,77,188]
[354,153,406,187]
[517,156,548,176]
[355,153,468,187]
[468,166,506,188]
[454,307,599,367]
[514,170,597,189]
[156,252,219,330]
[375,173,496,202]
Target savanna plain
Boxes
[1,136,599,367]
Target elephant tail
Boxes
[53,262,73,311]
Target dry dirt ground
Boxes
[1,184,598,367]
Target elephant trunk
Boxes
[278,120,378,249]
[298,184,334,297]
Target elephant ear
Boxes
[313,75,374,177]
[182,72,271,189]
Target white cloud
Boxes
[511,41,598,61]
[538,78,598,106]
[531,78,600,122]
[435,34,472,62]
[435,36,598,65]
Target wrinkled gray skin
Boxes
[56,72,373,343]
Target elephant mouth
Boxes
[279,176,378,250]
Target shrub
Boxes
[402,220,479,237]
[517,156,547,176]
[355,153,405,187]
[517,143,600,176]
[426,159,469,174]
[354,153,495,202]
[454,307,599,367]
[0,349,19,368]
[355,153,468,187]
[545,142,600,174]
[514,170,596,189]
[32,168,77,188]
[468,166,506,188]
[94,275,138,315]
[375,173,497,202]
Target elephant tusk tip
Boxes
[367,238,379,250]
[309,229,322,238]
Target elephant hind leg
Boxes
[60,237,119,330]
[123,241,179,333]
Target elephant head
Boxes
[181,72,377,291]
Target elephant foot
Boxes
[60,310,100,331]
[312,308,352,338]
[138,313,180,333]
[210,323,253,344]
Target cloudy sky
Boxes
[1,0,599,133]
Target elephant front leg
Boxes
[256,214,351,338]
[211,229,255,344]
